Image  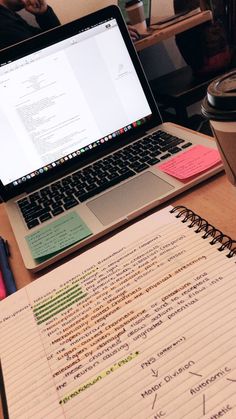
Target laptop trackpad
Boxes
[87,171,174,225]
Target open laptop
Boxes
[0,5,222,272]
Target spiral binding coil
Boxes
[170,206,236,258]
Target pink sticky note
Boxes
[158,145,221,180]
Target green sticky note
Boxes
[26,212,92,261]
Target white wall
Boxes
[151,0,174,21]
[48,0,117,24]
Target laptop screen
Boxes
[0,6,160,199]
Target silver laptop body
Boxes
[0,5,222,271]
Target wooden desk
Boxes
[135,10,212,51]
[1,170,236,418]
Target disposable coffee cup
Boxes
[202,70,236,185]
[125,0,147,34]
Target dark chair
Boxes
[149,65,227,126]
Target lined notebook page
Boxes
[0,205,235,419]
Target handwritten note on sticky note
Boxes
[26,212,92,261]
[158,145,221,180]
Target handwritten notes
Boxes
[1,206,236,418]
[26,211,92,261]
[159,145,222,180]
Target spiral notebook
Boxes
[0,205,236,419]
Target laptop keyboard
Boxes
[17,130,192,229]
